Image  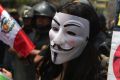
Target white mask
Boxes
[49,12,90,64]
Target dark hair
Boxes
[60,2,100,41]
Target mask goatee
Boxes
[53,52,57,63]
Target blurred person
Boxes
[32,1,56,49]
[32,1,56,79]
[21,5,36,41]
[0,6,41,79]
[3,5,38,80]
[94,14,112,80]
[95,14,110,56]
[32,0,56,61]
[95,14,112,59]
[0,4,42,80]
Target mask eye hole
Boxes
[67,31,76,36]
[52,27,59,32]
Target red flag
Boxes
[0,5,35,57]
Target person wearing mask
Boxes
[39,1,103,80]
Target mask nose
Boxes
[52,29,66,46]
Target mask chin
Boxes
[51,40,88,64]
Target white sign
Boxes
[107,31,120,80]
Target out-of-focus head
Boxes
[21,5,33,26]
[21,5,33,18]
[49,1,100,64]
[32,1,56,33]
[48,0,73,8]
[33,1,56,19]
[19,5,34,34]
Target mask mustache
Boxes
[51,44,74,51]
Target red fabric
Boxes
[14,29,35,57]
[0,5,35,57]
[113,45,120,80]
[0,5,4,15]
